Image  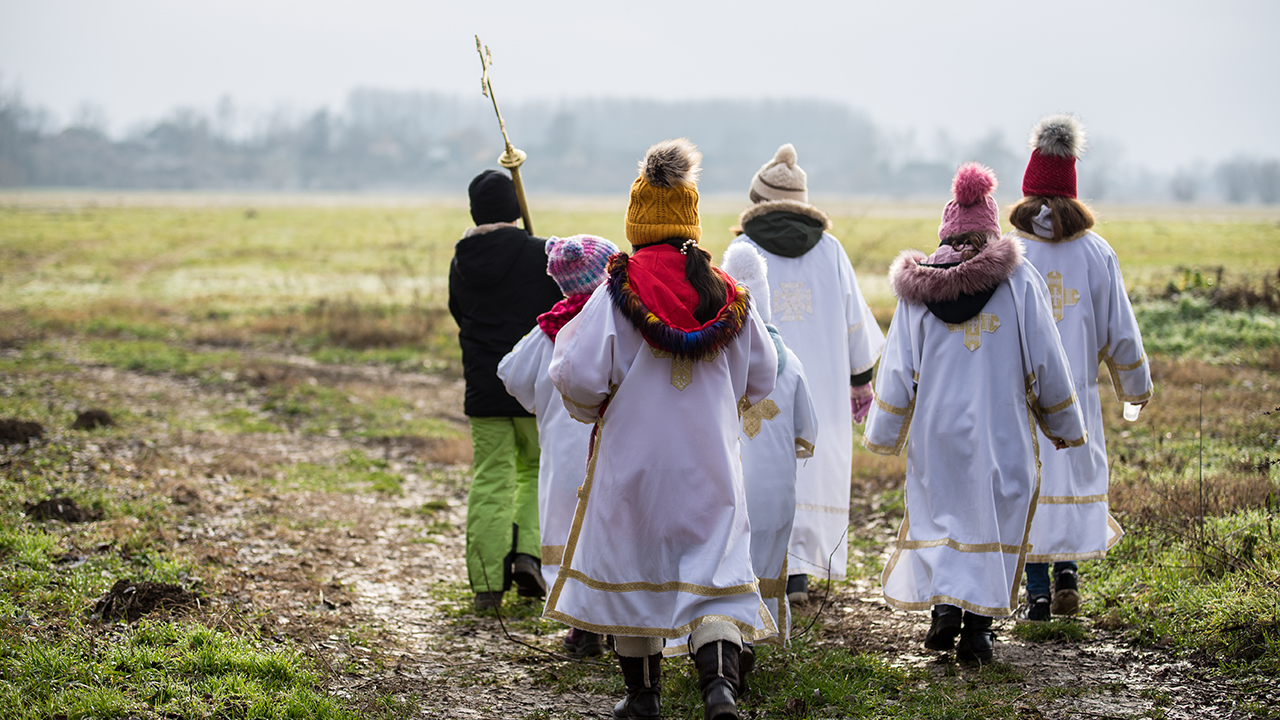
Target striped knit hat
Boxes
[750,143,807,204]
[546,234,619,296]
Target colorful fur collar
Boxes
[607,253,750,360]
[889,235,1024,305]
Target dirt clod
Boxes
[24,496,101,523]
[0,417,44,444]
[72,408,114,430]
[170,484,200,505]
[92,579,200,622]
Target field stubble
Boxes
[0,196,1277,718]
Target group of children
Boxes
[447,114,1152,719]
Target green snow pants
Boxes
[465,416,541,594]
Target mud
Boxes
[72,408,114,430]
[24,496,102,523]
[92,579,201,621]
[5,345,1275,718]
[0,417,44,444]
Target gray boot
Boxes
[613,653,661,719]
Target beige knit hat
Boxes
[749,143,808,204]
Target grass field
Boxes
[1,193,1278,718]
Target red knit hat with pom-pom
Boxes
[938,163,1001,241]
[1022,115,1085,198]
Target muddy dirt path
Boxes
[13,348,1275,719]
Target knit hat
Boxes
[721,242,771,323]
[749,143,807,204]
[625,139,701,247]
[545,234,619,296]
[468,169,521,225]
[1021,115,1086,198]
[939,163,1001,241]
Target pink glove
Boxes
[851,383,874,424]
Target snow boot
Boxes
[612,653,661,719]
[956,612,994,665]
[924,603,962,651]
[694,640,741,720]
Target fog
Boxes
[1,0,1278,200]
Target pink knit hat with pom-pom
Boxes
[545,234,619,296]
[938,163,1001,241]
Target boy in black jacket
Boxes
[448,170,564,610]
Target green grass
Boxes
[1086,509,1280,675]
[3,197,1279,716]
[0,619,358,720]
[1135,296,1280,362]
[1010,619,1091,643]
[280,450,405,496]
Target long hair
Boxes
[656,237,728,324]
[1009,195,1095,240]
[939,231,989,262]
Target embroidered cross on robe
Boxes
[741,399,781,438]
[1046,271,1080,323]
[946,313,1001,351]
[773,281,813,322]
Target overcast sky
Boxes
[2,0,1277,172]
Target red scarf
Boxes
[537,293,592,342]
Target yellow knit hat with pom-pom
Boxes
[625,138,702,248]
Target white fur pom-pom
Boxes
[721,242,767,286]
[1030,114,1086,158]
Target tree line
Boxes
[1,85,1276,204]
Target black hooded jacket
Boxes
[448,225,564,417]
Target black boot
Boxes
[924,604,962,651]
[613,653,661,719]
[694,640,740,720]
[956,612,994,664]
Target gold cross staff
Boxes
[476,36,534,235]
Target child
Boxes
[547,139,777,720]
[497,233,619,657]
[1010,115,1154,620]
[863,163,1086,663]
[721,241,819,644]
[448,169,564,611]
[728,143,885,601]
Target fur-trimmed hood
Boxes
[889,236,1024,321]
[735,200,832,258]
[737,199,831,231]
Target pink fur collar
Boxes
[889,235,1024,304]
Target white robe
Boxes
[497,327,593,588]
[864,263,1087,616]
[729,234,886,580]
[740,338,819,644]
[1017,229,1153,562]
[545,283,780,640]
